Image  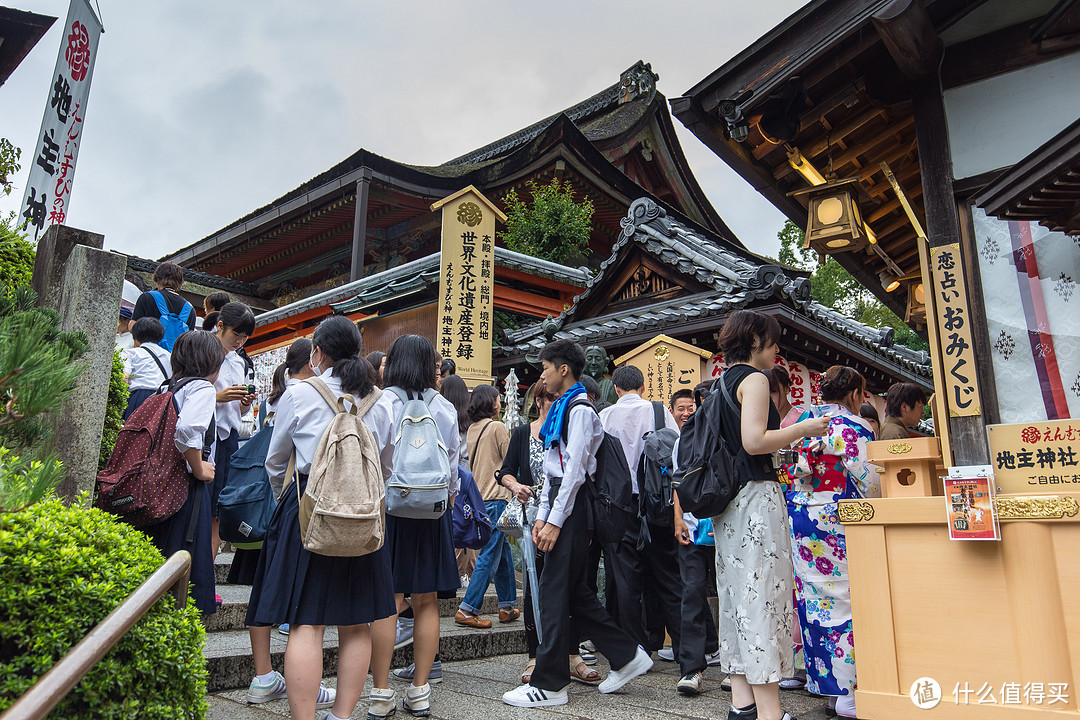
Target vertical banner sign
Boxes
[20,0,104,239]
[931,243,981,417]
[431,186,507,388]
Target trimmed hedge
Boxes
[99,350,129,471]
[0,498,207,719]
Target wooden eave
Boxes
[0,7,56,87]
[974,117,1080,236]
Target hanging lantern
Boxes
[790,178,869,259]
[905,280,926,324]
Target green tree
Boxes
[777,220,929,352]
[499,179,594,264]
[0,213,35,299]
[100,350,129,471]
[0,139,19,197]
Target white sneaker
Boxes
[395,617,414,649]
[502,683,569,707]
[598,646,653,694]
[368,688,396,719]
[677,671,704,696]
[314,685,337,709]
[657,648,675,662]
[403,683,430,717]
[247,671,287,703]
[706,649,722,666]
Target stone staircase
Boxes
[205,552,525,692]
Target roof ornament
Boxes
[620,197,671,241]
[619,61,659,105]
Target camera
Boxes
[772,449,799,469]
[246,384,256,395]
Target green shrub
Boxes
[0,446,65,513]
[99,350,128,471]
[0,498,208,719]
[0,214,34,298]
[500,179,594,264]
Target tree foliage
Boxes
[778,220,929,352]
[100,350,129,472]
[0,139,19,197]
[0,214,35,300]
[499,179,594,265]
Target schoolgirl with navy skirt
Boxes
[210,302,257,573]
[368,334,461,719]
[121,317,171,420]
[141,330,224,617]
[246,316,397,720]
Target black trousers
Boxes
[524,549,581,659]
[604,517,684,654]
[676,542,719,675]
[532,487,637,692]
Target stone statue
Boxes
[583,345,618,405]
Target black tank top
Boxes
[719,364,781,483]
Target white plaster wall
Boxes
[944,52,1080,180]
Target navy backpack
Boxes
[452,466,493,550]
[218,422,276,546]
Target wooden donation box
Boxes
[842,491,1080,718]
[866,437,944,498]
[612,334,712,404]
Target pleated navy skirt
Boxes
[210,429,239,516]
[227,546,260,585]
[123,388,156,421]
[245,474,396,627]
[143,479,216,616]
[386,511,460,595]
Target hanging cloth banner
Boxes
[20,0,104,239]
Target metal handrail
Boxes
[1,550,192,720]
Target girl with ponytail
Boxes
[246,316,397,719]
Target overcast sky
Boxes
[1,0,806,263]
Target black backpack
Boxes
[671,377,745,519]
[638,401,680,526]
[561,395,635,545]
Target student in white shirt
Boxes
[121,317,172,420]
[503,340,651,709]
[210,302,257,564]
[597,365,684,663]
[141,330,224,617]
[368,334,460,718]
[246,316,396,720]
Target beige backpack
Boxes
[284,377,385,557]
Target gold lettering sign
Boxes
[612,334,712,404]
[431,186,507,389]
[930,243,981,417]
[987,421,1080,494]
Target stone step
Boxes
[207,584,506,632]
[204,615,526,692]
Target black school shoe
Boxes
[727,704,757,720]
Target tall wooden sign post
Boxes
[431,186,507,388]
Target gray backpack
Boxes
[386,386,452,519]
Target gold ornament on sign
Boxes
[654,345,669,361]
[887,443,912,454]
[457,202,483,227]
[994,496,1079,520]
[837,500,875,523]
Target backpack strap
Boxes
[421,387,439,405]
[142,345,169,381]
[354,386,383,419]
[385,385,409,404]
[652,400,665,432]
[149,290,169,318]
[304,376,355,416]
[178,301,193,326]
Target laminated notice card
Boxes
[944,468,1000,541]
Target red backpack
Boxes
[96,378,212,529]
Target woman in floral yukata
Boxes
[786,365,880,719]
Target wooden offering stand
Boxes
[866,436,945,498]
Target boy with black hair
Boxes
[598,366,683,667]
[502,340,651,708]
[880,382,927,440]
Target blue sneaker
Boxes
[278,623,290,635]
[392,660,442,684]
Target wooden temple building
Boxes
[673,1,1080,717]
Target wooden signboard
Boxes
[431,186,507,388]
[987,419,1080,494]
[613,334,712,404]
[930,243,981,418]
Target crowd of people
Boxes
[108,267,933,720]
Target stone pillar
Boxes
[31,225,126,500]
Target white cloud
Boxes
[0,0,805,261]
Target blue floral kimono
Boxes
[785,404,879,698]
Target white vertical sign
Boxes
[19,0,103,238]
